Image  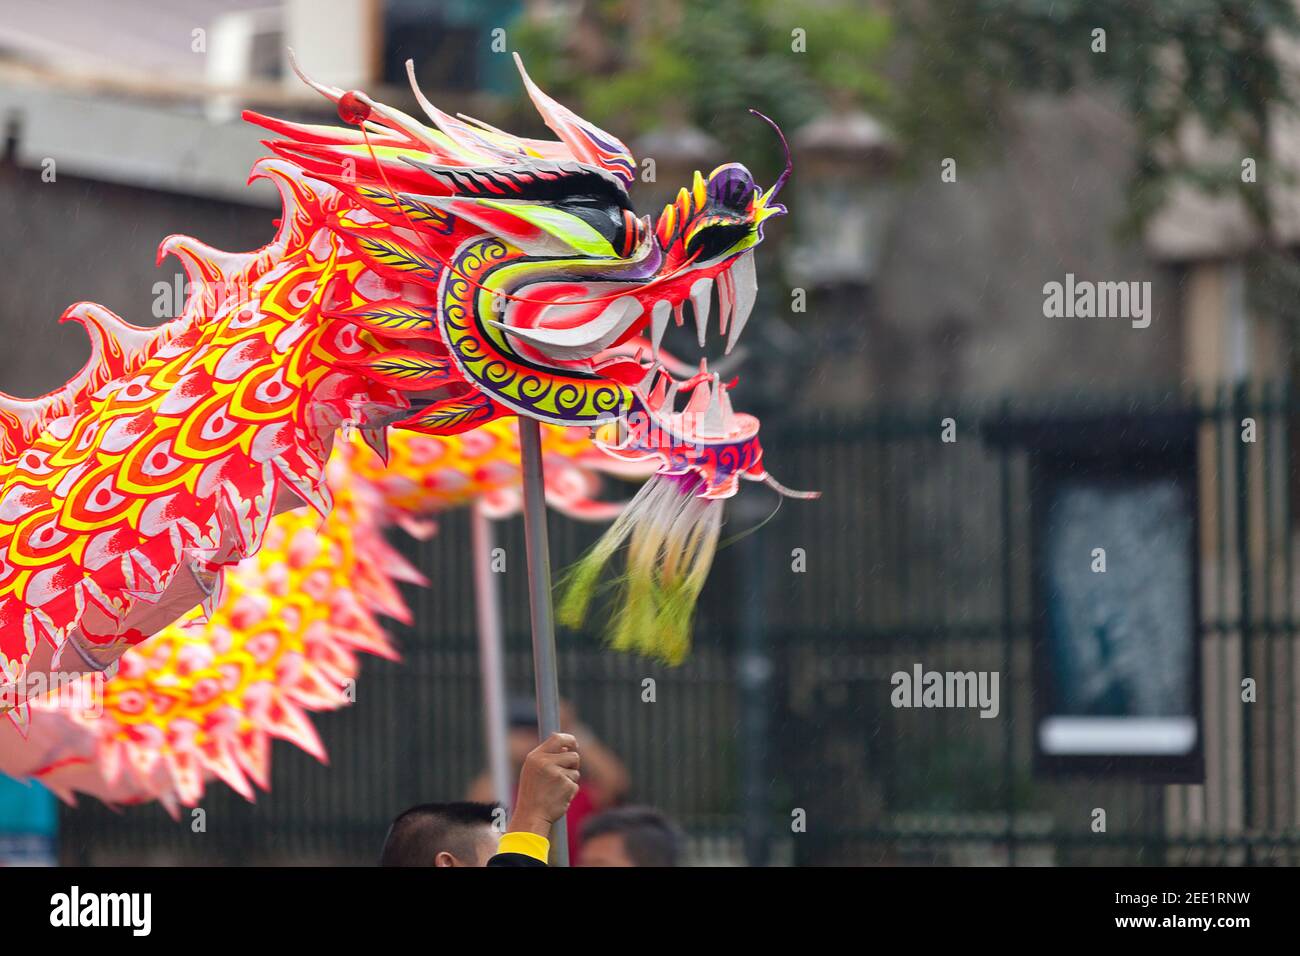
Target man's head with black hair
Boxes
[380,802,500,867]
[578,806,683,867]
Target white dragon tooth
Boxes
[650,299,671,360]
[700,373,725,437]
[647,373,669,410]
[662,381,679,413]
[717,269,735,338]
[690,277,713,348]
[725,250,757,356]
[683,374,711,414]
[637,362,660,392]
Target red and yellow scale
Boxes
[0,162,411,726]
[0,422,644,811]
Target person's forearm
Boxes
[507,806,551,838]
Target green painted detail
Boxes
[477,200,618,258]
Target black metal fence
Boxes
[58,385,1300,865]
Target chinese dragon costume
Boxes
[0,52,813,735]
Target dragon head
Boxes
[247,53,816,662]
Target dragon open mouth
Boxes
[529,245,761,440]
[632,248,760,442]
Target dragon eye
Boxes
[406,158,638,257]
[550,174,637,255]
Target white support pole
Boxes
[517,417,569,865]
[470,502,513,813]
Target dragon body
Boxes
[0,422,641,811]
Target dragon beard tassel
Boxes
[558,473,723,665]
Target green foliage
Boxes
[511,0,891,182]
[512,0,1300,234]
[890,0,1300,232]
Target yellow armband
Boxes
[498,831,551,863]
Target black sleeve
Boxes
[486,852,548,867]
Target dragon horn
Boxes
[404,59,516,164]
[750,109,792,209]
[286,47,343,102]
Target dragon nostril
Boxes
[686,220,750,262]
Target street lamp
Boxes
[787,107,897,288]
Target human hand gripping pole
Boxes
[497,732,580,865]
